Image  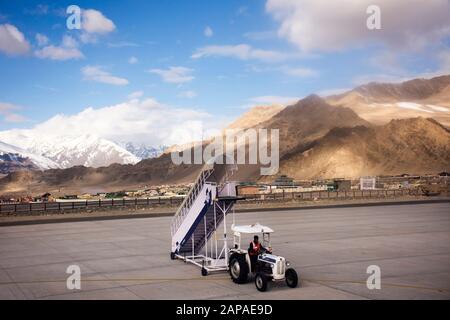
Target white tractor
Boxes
[228,223,299,292]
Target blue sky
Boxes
[0,0,449,143]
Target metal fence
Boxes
[239,188,424,202]
[0,197,184,214]
[0,188,436,215]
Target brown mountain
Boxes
[326,75,450,127]
[258,94,371,155]
[278,117,450,179]
[227,104,285,130]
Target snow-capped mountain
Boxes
[0,132,140,169]
[119,142,167,159]
[0,140,60,173]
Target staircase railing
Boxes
[170,168,214,236]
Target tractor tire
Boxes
[285,268,298,288]
[255,273,269,292]
[229,254,249,284]
[170,252,176,260]
[201,268,208,276]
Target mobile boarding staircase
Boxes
[170,160,241,275]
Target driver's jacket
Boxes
[248,241,265,256]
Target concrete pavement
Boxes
[0,202,449,299]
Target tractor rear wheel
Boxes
[285,268,298,288]
[255,273,269,292]
[229,254,249,284]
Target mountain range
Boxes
[326,75,450,127]
[0,75,449,194]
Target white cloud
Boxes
[82,66,129,86]
[79,32,98,44]
[61,34,78,48]
[128,91,144,99]
[0,98,222,147]
[0,102,27,123]
[35,35,83,61]
[82,9,116,34]
[128,56,138,64]
[204,26,213,37]
[245,64,318,78]
[353,50,450,85]
[249,95,300,105]
[35,45,83,60]
[266,0,450,52]
[192,44,289,62]
[0,24,30,56]
[282,66,318,77]
[179,91,198,99]
[35,33,49,46]
[148,66,194,84]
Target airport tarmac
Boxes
[0,202,449,299]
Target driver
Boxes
[248,235,270,272]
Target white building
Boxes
[360,177,376,190]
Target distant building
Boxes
[273,175,295,186]
[59,194,78,200]
[328,179,351,191]
[237,185,260,195]
[360,177,376,190]
[35,193,53,202]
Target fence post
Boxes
[112,198,114,207]
[147,198,149,205]
[123,198,125,206]
[72,201,74,209]
[29,203,32,213]
[99,199,101,207]
[14,203,17,213]
[58,202,61,211]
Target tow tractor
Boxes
[170,160,300,292]
[229,223,299,291]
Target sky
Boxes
[0,0,449,146]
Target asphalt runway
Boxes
[0,202,449,299]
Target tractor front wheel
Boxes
[255,273,269,292]
[285,268,298,288]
